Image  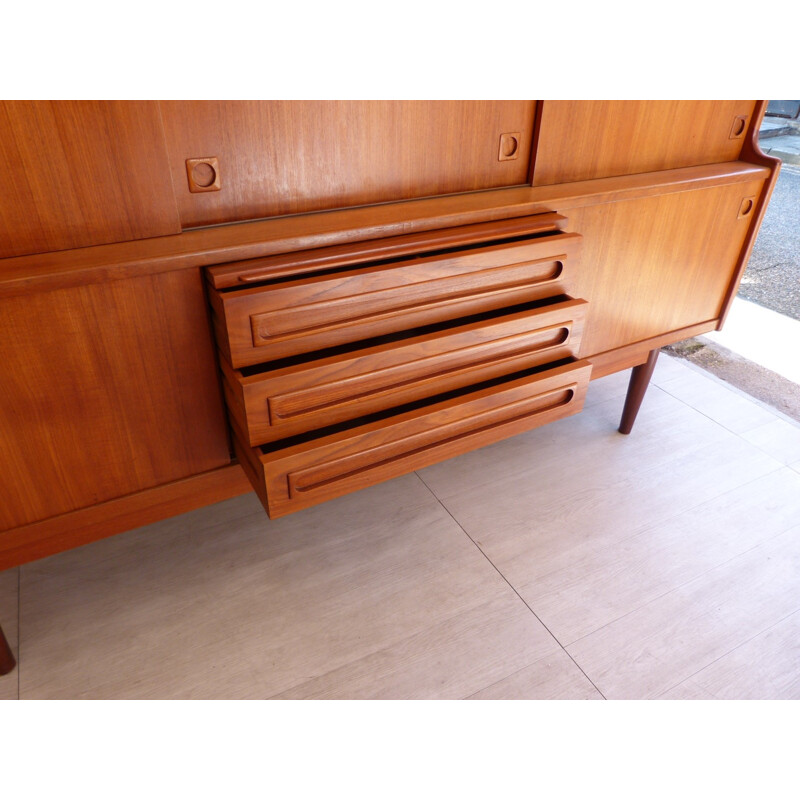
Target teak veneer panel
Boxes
[206,214,567,290]
[533,100,757,186]
[0,162,768,299]
[0,101,781,567]
[236,360,592,518]
[223,299,589,446]
[0,465,251,571]
[566,178,765,359]
[0,270,231,532]
[160,101,536,229]
[0,101,180,259]
[210,233,582,367]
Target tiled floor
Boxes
[2,354,800,700]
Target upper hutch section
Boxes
[0,100,759,260]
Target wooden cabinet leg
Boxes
[0,623,15,675]
[619,348,660,435]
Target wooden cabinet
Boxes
[533,100,757,185]
[236,361,592,518]
[207,226,582,366]
[220,298,588,447]
[0,100,780,568]
[564,178,765,359]
[0,101,180,259]
[0,270,231,532]
[160,101,537,228]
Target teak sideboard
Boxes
[0,101,780,673]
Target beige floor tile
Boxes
[0,568,18,700]
[434,419,779,591]
[655,678,717,700]
[10,347,797,701]
[651,353,696,386]
[658,370,779,434]
[419,385,713,503]
[690,610,800,700]
[518,468,800,644]
[467,648,603,700]
[567,523,800,699]
[741,418,800,465]
[582,368,632,408]
[20,474,511,699]
[275,592,560,699]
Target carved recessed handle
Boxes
[186,157,221,192]
[738,196,755,219]
[498,133,521,161]
[729,115,748,139]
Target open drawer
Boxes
[233,359,592,518]
[208,231,582,367]
[222,298,589,446]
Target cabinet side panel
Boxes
[161,101,536,228]
[0,270,231,532]
[533,101,757,186]
[564,179,764,358]
[0,101,181,260]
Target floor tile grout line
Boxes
[461,657,554,701]
[488,457,787,593]
[560,498,799,651]
[414,471,607,701]
[263,581,524,701]
[657,381,782,439]
[662,606,800,700]
[656,676,719,701]
[265,481,539,700]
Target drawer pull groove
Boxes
[229,215,568,286]
[288,385,576,495]
[268,324,572,422]
[252,258,564,342]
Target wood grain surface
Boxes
[0,465,251,571]
[0,162,767,300]
[212,233,582,366]
[236,360,591,517]
[0,101,180,259]
[564,178,765,359]
[206,214,567,290]
[0,269,231,532]
[223,299,588,445]
[160,101,536,228]
[533,100,757,185]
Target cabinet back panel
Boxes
[160,101,536,229]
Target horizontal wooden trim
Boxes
[587,320,719,378]
[207,214,568,290]
[0,161,769,299]
[0,464,252,570]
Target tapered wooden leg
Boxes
[619,348,660,434]
[0,623,15,675]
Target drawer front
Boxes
[224,299,589,446]
[211,233,582,367]
[235,360,592,518]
